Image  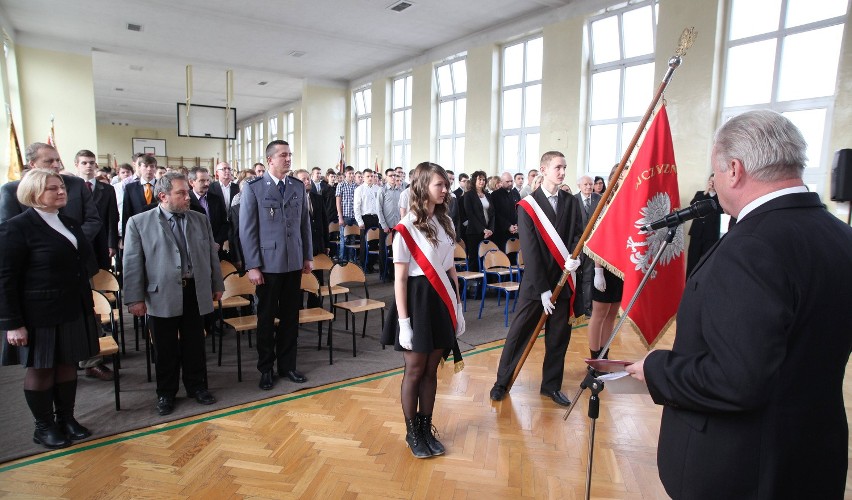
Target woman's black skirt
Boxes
[1,312,100,368]
[382,275,456,353]
[592,268,624,304]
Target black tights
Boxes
[401,349,444,420]
[23,363,77,391]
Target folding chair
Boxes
[218,273,271,382]
[212,270,251,353]
[328,222,340,257]
[343,224,361,262]
[220,260,237,277]
[300,273,335,364]
[329,263,385,357]
[504,237,521,265]
[364,227,381,271]
[478,249,520,326]
[91,290,121,410]
[477,240,499,272]
[92,269,126,355]
[454,244,484,312]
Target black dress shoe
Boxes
[490,384,507,401]
[157,396,175,416]
[191,389,216,405]
[540,389,571,407]
[259,371,274,390]
[284,370,307,383]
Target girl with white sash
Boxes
[385,162,464,458]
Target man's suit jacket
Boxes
[462,191,495,236]
[208,181,240,213]
[0,209,97,331]
[321,182,338,223]
[0,174,101,243]
[307,190,328,256]
[491,188,518,249]
[89,180,119,269]
[189,190,229,246]
[510,187,522,204]
[121,179,157,236]
[312,179,328,196]
[122,207,224,318]
[239,173,312,274]
[517,188,582,301]
[686,191,722,243]
[574,192,601,228]
[644,192,852,499]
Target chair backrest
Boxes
[328,222,340,234]
[91,290,113,316]
[344,225,360,237]
[220,260,237,277]
[453,245,467,260]
[329,262,366,288]
[365,227,380,243]
[221,273,256,300]
[300,273,322,296]
[478,240,499,258]
[313,253,334,271]
[483,249,512,270]
[517,250,524,266]
[505,238,521,255]
[92,269,120,292]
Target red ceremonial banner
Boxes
[584,105,684,348]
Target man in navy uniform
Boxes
[239,140,313,390]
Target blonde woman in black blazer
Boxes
[0,169,100,450]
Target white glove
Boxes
[565,258,581,273]
[540,290,555,315]
[594,268,606,292]
[455,304,466,337]
[398,317,414,350]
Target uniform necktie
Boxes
[144,183,153,204]
[169,213,192,277]
[278,181,286,198]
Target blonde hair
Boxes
[17,168,64,209]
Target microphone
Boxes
[640,199,718,232]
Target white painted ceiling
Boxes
[0,0,611,129]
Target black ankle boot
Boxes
[418,413,445,456]
[590,349,601,359]
[24,389,70,449]
[405,417,431,458]
[54,380,91,440]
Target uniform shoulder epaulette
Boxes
[247,176,264,185]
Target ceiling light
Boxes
[115,87,124,91]
[258,81,268,86]
[288,51,305,58]
[388,1,414,12]
[126,23,143,32]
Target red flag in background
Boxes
[584,105,685,348]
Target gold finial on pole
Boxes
[675,27,697,58]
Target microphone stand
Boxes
[563,226,679,500]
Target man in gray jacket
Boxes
[239,140,313,390]
[123,172,224,416]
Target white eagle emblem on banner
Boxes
[626,192,685,277]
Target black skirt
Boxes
[382,275,456,353]
[1,312,100,369]
[592,268,624,304]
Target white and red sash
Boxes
[517,194,577,315]
[394,217,458,331]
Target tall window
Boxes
[234,128,242,169]
[587,1,658,172]
[501,37,543,173]
[256,120,265,162]
[243,124,252,167]
[353,86,372,170]
[269,114,278,142]
[436,57,467,172]
[722,0,847,190]
[392,74,413,170]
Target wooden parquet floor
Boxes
[0,323,849,499]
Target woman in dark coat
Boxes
[461,170,495,272]
[0,168,100,449]
[686,173,723,277]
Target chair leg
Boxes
[317,321,323,350]
[237,331,242,382]
[362,311,368,338]
[144,316,152,383]
[351,313,357,357]
[504,291,510,327]
[118,305,126,356]
[328,319,334,365]
[133,315,140,351]
[112,352,121,411]
[218,323,224,367]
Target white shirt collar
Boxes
[736,185,808,221]
[540,184,559,199]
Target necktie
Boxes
[169,213,192,277]
[278,181,286,198]
[143,183,153,204]
[86,181,93,192]
[549,195,558,214]
[199,194,209,216]
[584,196,591,214]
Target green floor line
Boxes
[0,330,568,474]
